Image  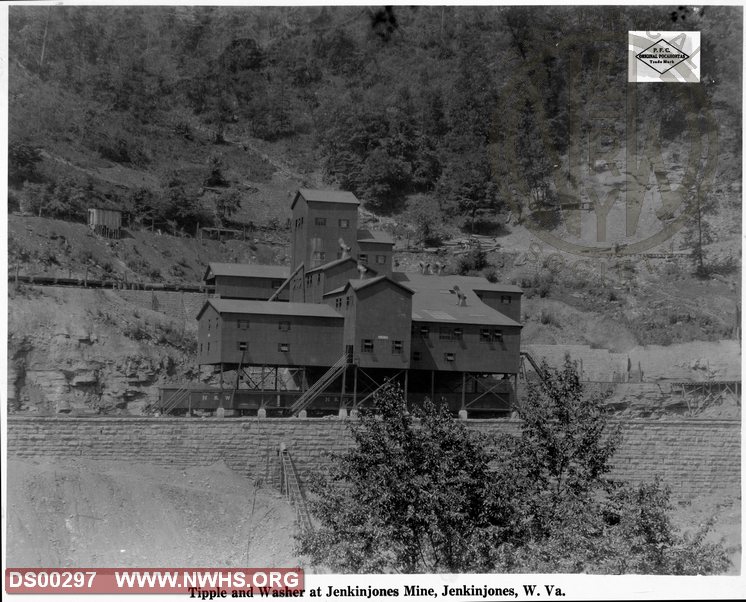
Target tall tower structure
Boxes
[290,189,360,269]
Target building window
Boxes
[362,339,374,352]
[358,253,368,264]
[312,251,326,263]
[279,321,291,332]
[501,295,512,304]
[278,343,289,352]
[200,343,203,354]
[346,296,350,308]
[207,342,210,352]
[419,325,430,338]
[237,319,249,330]
[237,342,247,351]
[315,217,327,226]
[480,329,503,343]
[454,327,463,339]
[339,219,349,228]
[412,351,421,361]
[444,353,456,362]
[392,340,403,354]
[376,255,386,265]
[440,327,454,340]
[207,319,211,331]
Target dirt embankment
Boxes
[5,458,300,568]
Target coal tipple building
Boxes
[162,189,522,417]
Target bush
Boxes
[457,248,489,274]
[297,361,731,574]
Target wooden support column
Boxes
[219,364,224,390]
[403,369,409,403]
[430,370,435,401]
[353,365,358,408]
[340,366,347,410]
[461,372,466,410]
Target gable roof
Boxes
[197,299,343,321]
[393,272,523,294]
[357,228,394,245]
[204,263,289,282]
[291,188,360,209]
[305,256,377,276]
[391,273,522,327]
[323,275,415,297]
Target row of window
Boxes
[229,320,292,331]
[362,339,404,354]
[308,252,388,265]
[359,253,387,265]
[311,217,350,228]
[200,341,457,362]
[413,325,504,342]
[333,296,352,310]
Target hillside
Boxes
[6,6,742,416]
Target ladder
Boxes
[279,445,314,533]
[289,352,349,416]
[520,351,548,383]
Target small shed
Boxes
[88,208,122,239]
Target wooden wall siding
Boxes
[291,199,308,270]
[197,304,223,364]
[351,282,412,369]
[87,208,122,229]
[358,241,392,276]
[293,199,359,271]
[216,313,343,367]
[474,290,522,323]
[214,275,289,301]
[410,322,521,373]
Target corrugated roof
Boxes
[291,188,360,209]
[357,228,394,245]
[411,289,521,327]
[204,263,289,281]
[198,299,343,320]
[393,273,523,294]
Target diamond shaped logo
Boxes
[635,39,690,74]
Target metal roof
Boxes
[391,273,521,326]
[198,299,343,320]
[393,273,523,294]
[291,188,360,209]
[411,289,521,327]
[324,275,415,297]
[305,256,378,276]
[204,263,289,281]
[356,228,395,245]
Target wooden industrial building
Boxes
[161,189,523,418]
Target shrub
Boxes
[297,361,731,575]
[457,248,489,274]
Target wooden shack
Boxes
[87,208,122,239]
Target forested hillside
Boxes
[8,5,741,241]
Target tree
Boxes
[297,360,731,574]
[683,189,715,277]
[215,190,241,223]
[8,140,43,187]
[297,384,510,573]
